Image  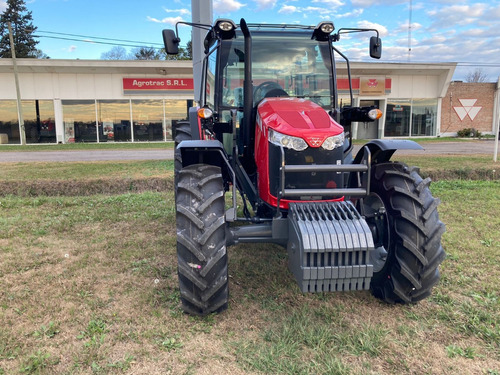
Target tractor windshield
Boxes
[219,32,333,110]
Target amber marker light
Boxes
[368,108,383,120]
[197,107,213,119]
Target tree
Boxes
[100,46,128,60]
[0,0,41,58]
[465,68,488,83]
[163,40,192,61]
[131,46,162,60]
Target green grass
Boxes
[0,160,174,181]
[352,136,475,145]
[1,137,462,151]
[0,163,499,374]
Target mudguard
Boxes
[178,140,226,168]
[353,139,423,165]
[187,107,202,140]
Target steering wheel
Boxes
[253,81,288,103]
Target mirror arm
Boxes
[173,21,213,39]
[334,28,380,42]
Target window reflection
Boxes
[98,100,131,142]
[0,99,194,144]
[0,100,20,144]
[23,100,56,144]
[412,99,437,136]
[165,100,190,141]
[132,100,163,141]
[384,98,437,137]
[62,100,97,143]
[385,99,411,137]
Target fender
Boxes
[187,107,202,140]
[178,139,259,210]
[178,139,256,221]
[178,140,227,169]
[353,139,423,165]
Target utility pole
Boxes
[8,21,26,145]
[494,76,499,162]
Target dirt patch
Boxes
[0,177,173,197]
[1,166,497,198]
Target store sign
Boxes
[359,77,386,95]
[338,77,391,95]
[123,78,194,94]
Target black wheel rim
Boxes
[361,193,390,274]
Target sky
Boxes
[1,0,500,81]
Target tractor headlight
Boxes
[269,129,308,151]
[321,132,345,150]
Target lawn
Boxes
[0,158,498,374]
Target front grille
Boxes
[268,142,344,199]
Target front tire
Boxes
[364,162,446,303]
[176,164,229,315]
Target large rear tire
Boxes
[364,162,446,303]
[175,164,229,315]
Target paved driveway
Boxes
[0,140,497,163]
[0,149,175,163]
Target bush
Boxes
[457,128,482,138]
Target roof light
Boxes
[218,21,235,32]
[213,19,237,40]
[312,21,335,41]
[320,23,334,34]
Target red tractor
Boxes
[163,19,445,316]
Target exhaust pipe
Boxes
[240,18,253,152]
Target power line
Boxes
[32,30,500,68]
[34,31,190,50]
[34,34,160,49]
[350,58,500,68]
[36,30,164,47]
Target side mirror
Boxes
[163,29,180,55]
[370,36,382,59]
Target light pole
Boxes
[191,0,213,105]
[8,21,26,145]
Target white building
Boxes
[0,58,456,144]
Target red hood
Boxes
[256,98,344,147]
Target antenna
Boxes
[408,0,413,62]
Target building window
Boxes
[385,98,437,137]
[0,100,20,144]
[385,99,411,137]
[98,100,131,142]
[412,98,437,136]
[164,100,190,140]
[62,100,97,143]
[132,100,163,142]
[23,100,56,144]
